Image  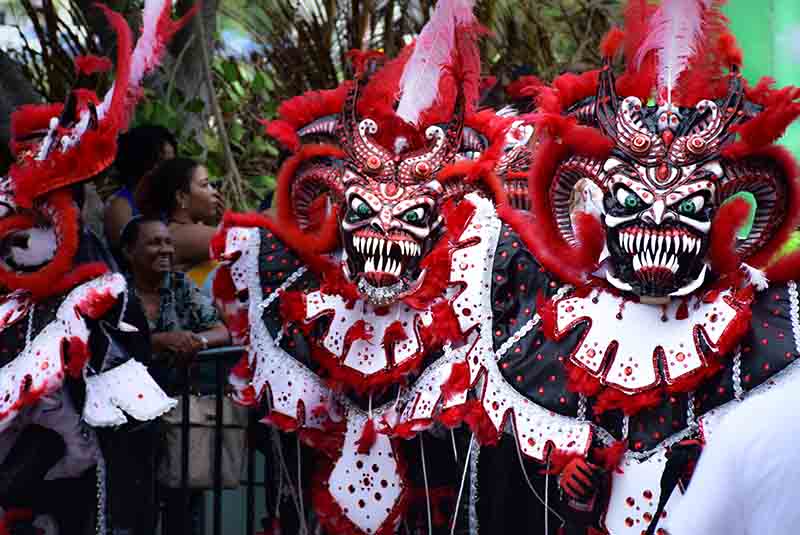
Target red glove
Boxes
[559,458,601,500]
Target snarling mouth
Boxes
[344,231,426,305]
[607,225,707,297]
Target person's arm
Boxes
[193,323,230,350]
[170,222,217,269]
[104,196,133,249]
[151,330,202,357]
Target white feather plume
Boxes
[634,0,713,104]
[98,0,176,119]
[395,0,476,126]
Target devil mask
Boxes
[537,60,797,300]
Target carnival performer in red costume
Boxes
[0,2,193,533]
[209,0,551,531]
[474,1,800,534]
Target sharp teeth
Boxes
[635,232,642,252]
[670,256,678,273]
[657,234,664,254]
[643,232,650,251]
[365,257,375,272]
[664,234,671,253]
[695,238,702,254]
[414,243,420,256]
[377,256,385,272]
[400,241,406,256]
[353,237,361,252]
[366,237,373,254]
[393,261,402,277]
[386,259,394,274]
[620,233,628,253]
[633,253,642,271]
[673,235,681,253]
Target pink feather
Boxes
[633,0,712,104]
[395,0,477,126]
[98,0,197,120]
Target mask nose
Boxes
[642,199,667,225]
[370,207,393,234]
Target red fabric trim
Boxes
[65,336,90,378]
[311,344,425,396]
[593,386,664,416]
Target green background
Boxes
[726,0,800,154]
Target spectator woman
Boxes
[105,125,177,251]
[136,157,223,286]
[120,216,229,535]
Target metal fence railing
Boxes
[159,345,262,535]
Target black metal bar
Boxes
[246,413,256,535]
[214,353,224,535]
[180,362,191,535]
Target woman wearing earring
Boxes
[136,157,224,286]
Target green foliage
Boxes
[9,0,621,211]
[132,50,281,210]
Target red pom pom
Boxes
[65,336,90,378]
[600,27,625,58]
[594,441,626,471]
[441,360,470,402]
[76,287,118,320]
[709,197,750,277]
[74,54,113,76]
[355,418,377,454]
